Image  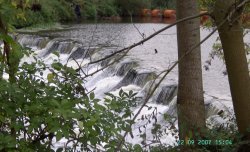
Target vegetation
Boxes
[4,0,178,28]
[175,0,250,151]
[0,1,139,151]
[151,0,176,9]
[0,55,137,151]
[213,0,250,145]
[115,0,151,16]
[12,0,75,28]
[1,0,250,151]
[0,53,138,151]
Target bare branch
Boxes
[89,12,210,65]
[130,15,145,39]
[72,58,87,77]
[115,16,227,152]
[82,48,130,79]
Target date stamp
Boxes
[177,139,233,146]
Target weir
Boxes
[17,32,233,116]
[16,25,234,145]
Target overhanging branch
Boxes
[88,12,210,65]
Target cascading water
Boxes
[16,22,242,148]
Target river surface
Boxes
[16,19,248,148]
[19,21,231,97]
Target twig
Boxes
[72,58,87,76]
[89,12,210,65]
[82,48,130,79]
[115,16,226,152]
[130,15,145,39]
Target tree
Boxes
[0,1,139,151]
[212,0,250,144]
[0,1,21,83]
[115,0,151,16]
[151,0,176,9]
[176,0,206,143]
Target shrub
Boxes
[12,0,75,28]
[98,0,118,17]
[0,46,138,151]
[115,0,151,16]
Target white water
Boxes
[16,23,250,149]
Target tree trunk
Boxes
[213,0,250,141]
[0,16,16,83]
[0,15,16,138]
[176,0,206,142]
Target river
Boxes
[16,19,244,148]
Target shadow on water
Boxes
[64,17,176,25]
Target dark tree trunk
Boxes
[213,0,250,144]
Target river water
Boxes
[16,19,247,148]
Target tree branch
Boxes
[88,12,210,65]
[83,48,130,79]
[115,16,227,152]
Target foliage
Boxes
[0,1,140,150]
[115,0,151,16]
[1,0,249,151]
[151,0,176,9]
[82,1,98,19]
[149,114,250,152]
[97,0,118,17]
[204,29,250,73]
[0,0,19,30]
[81,0,118,19]
[0,48,139,151]
[198,0,216,10]
[12,0,75,28]
[1,0,179,27]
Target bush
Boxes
[82,2,98,19]
[13,10,47,28]
[0,46,138,151]
[98,0,118,17]
[12,0,75,28]
[148,115,250,152]
[115,0,151,16]
[82,0,118,19]
[151,0,176,9]
[39,0,74,22]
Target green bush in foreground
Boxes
[0,47,138,151]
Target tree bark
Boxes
[0,16,15,83]
[176,0,206,142]
[213,0,250,141]
[0,15,16,138]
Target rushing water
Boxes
[16,20,247,148]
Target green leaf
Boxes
[47,73,54,82]
[129,90,133,96]
[133,144,143,152]
[53,51,60,57]
[131,92,137,98]
[78,121,83,129]
[56,148,63,152]
[90,92,95,100]
[56,131,63,141]
[119,89,123,97]
[52,62,63,71]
